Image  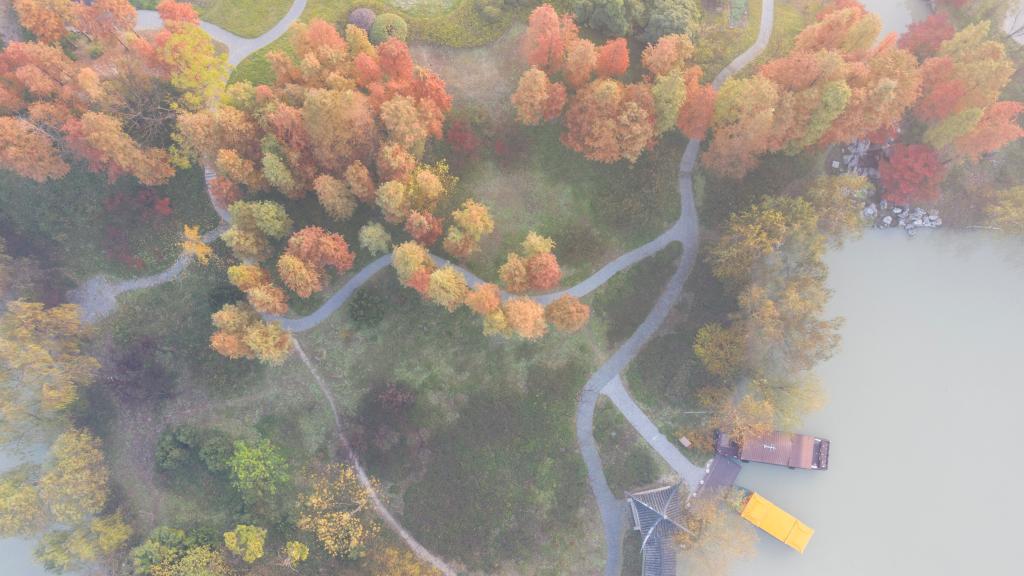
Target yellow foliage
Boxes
[181,225,212,265]
[39,428,109,525]
[298,464,380,558]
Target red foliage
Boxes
[209,176,242,208]
[521,4,577,73]
[879,144,947,205]
[898,11,955,59]
[914,57,965,122]
[286,226,355,273]
[676,68,716,140]
[156,0,198,28]
[526,252,561,291]
[406,267,431,296]
[404,211,444,246]
[446,120,480,156]
[955,101,1024,162]
[596,38,629,78]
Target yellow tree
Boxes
[370,545,441,575]
[180,225,212,265]
[0,470,45,537]
[297,464,380,559]
[427,266,469,312]
[39,429,109,525]
[0,302,99,443]
[677,489,758,576]
[692,323,746,379]
[223,524,267,563]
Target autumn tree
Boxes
[39,429,109,525]
[879,143,947,205]
[0,469,45,537]
[359,222,392,255]
[693,323,745,379]
[676,489,758,576]
[702,76,779,178]
[12,0,73,44]
[427,266,469,311]
[499,253,530,294]
[0,118,69,182]
[392,241,434,286]
[802,174,872,244]
[210,303,291,364]
[443,200,494,260]
[297,464,380,559]
[503,298,548,340]
[521,4,576,73]
[596,38,629,78]
[986,186,1024,234]
[544,295,590,332]
[562,78,656,163]
[511,68,567,125]
[278,227,355,298]
[222,200,293,261]
[370,545,441,576]
[899,11,956,59]
[707,198,789,287]
[0,302,100,443]
[465,283,502,316]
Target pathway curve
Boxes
[69,0,777,573]
[577,2,775,573]
[135,0,308,66]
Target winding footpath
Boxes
[135,1,308,66]
[68,1,777,574]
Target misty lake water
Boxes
[734,230,1024,575]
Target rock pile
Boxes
[863,201,942,236]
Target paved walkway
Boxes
[135,0,308,66]
[68,0,778,573]
[602,376,705,489]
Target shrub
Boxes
[198,431,235,473]
[156,431,190,471]
[475,0,504,23]
[348,7,377,31]
[349,288,386,329]
[155,426,201,471]
[369,13,409,44]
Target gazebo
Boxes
[626,484,687,576]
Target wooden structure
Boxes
[626,484,686,576]
[716,430,830,470]
[741,493,814,553]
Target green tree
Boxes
[228,438,290,504]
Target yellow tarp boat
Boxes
[740,493,814,553]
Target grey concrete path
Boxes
[578,2,775,573]
[68,1,778,573]
[135,0,308,66]
[602,376,705,490]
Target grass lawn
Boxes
[231,0,526,84]
[456,126,682,286]
[693,0,764,78]
[130,0,293,38]
[593,396,669,497]
[296,271,606,573]
[196,0,294,38]
[0,165,218,282]
[591,243,681,346]
[747,0,826,72]
[85,260,335,539]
